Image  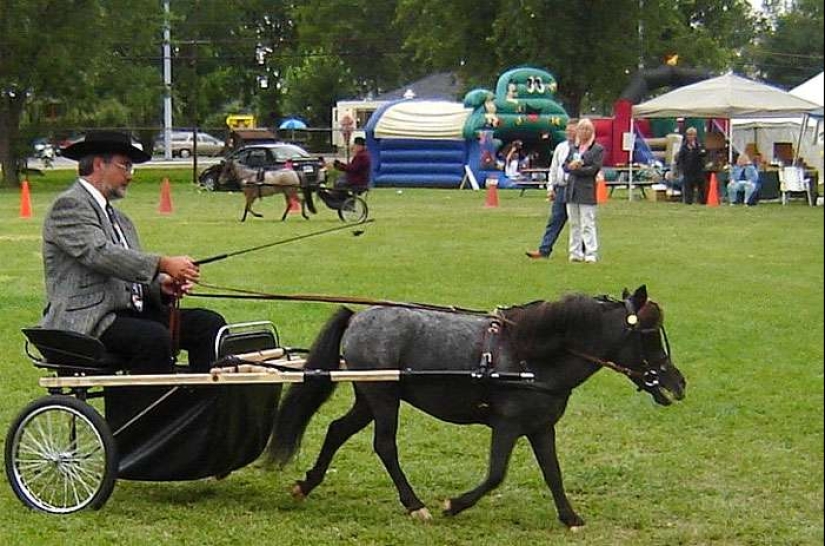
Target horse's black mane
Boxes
[500,294,622,361]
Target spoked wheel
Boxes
[5,395,118,514]
[337,195,368,223]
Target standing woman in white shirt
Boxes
[564,119,604,263]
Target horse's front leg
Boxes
[527,427,584,530]
[443,424,519,517]
[368,389,430,520]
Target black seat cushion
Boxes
[22,328,125,370]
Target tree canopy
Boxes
[1,0,821,186]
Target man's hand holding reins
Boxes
[159,256,200,283]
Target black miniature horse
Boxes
[267,286,686,530]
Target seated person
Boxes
[727,153,760,206]
[42,131,227,374]
[333,136,371,192]
[664,169,683,197]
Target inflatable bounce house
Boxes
[590,64,715,168]
[364,66,569,188]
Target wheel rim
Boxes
[339,197,368,223]
[9,404,109,514]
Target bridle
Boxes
[566,296,671,389]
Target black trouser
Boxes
[100,307,226,373]
[682,174,706,205]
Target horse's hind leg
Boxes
[526,427,584,529]
[443,424,520,517]
[280,194,290,221]
[294,391,374,499]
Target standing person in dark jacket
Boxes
[565,119,604,263]
[333,136,371,191]
[675,127,707,204]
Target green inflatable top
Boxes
[463,66,569,144]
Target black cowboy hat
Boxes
[62,130,151,163]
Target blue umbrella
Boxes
[279,118,307,130]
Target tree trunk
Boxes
[0,94,26,188]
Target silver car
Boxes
[154,131,225,158]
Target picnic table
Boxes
[516,168,551,196]
[606,165,661,200]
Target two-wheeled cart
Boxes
[4,322,386,514]
[313,185,369,224]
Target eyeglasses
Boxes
[111,162,135,176]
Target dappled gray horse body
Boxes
[268,286,686,530]
[343,308,511,424]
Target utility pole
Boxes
[638,0,645,69]
[162,0,173,160]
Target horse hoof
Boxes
[569,526,584,533]
[442,499,454,515]
[290,483,306,501]
[409,507,432,522]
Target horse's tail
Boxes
[301,183,317,214]
[266,306,354,466]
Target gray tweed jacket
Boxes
[40,181,162,337]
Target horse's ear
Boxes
[633,285,648,306]
[621,288,630,299]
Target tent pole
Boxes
[794,114,808,166]
[628,116,634,201]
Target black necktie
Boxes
[105,204,144,312]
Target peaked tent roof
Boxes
[632,72,820,119]
[790,71,823,107]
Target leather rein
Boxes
[185,280,665,391]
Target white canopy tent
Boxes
[732,72,823,184]
[632,72,820,120]
[790,71,824,108]
[629,73,821,199]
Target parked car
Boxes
[198,143,327,191]
[154,131,225,158]
[32,137,56,158]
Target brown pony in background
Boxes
[224,162,317,222]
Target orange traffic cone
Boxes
[484,177,499,208]
[596,171,608,204]
[706,173,720,207]
[19,179,32,218]
[158,178,173,214]
[288,194,301,213]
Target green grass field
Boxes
[1,170,823,545]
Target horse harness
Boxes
[567,296,670,389]
[474,298,668,393]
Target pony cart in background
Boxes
[312,184,369,224]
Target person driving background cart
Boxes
[332,136,371,192]
[40,130,226,374]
